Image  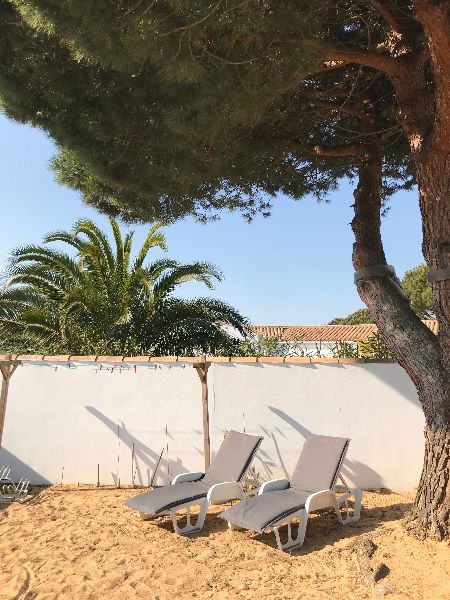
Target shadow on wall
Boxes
[364,363,422,408]
[265,406,384,489]
[85,406,191,486]
[0,447,51,485]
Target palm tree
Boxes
[0,219,247,355]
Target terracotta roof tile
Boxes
[249,320,438,342]
[250,325,288,339]
[423,319,439,334]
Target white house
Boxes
[248,320,438,358]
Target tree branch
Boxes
[325,48,403,78]
[296,143,364,158]
[315,99,378,125]
[159,0,224,36]
[413,0,450,149]
[351,141,444,390]
[369,0,404,32]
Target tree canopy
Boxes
[0,1,412,222]
[329,308,373,325]
[402,264,434,319]
[0,219,247,355]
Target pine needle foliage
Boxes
[0,1,412,222]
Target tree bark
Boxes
[406,423,450,540]
[351,143,450,540]
[415,150,450,373]
[405,146,450,540]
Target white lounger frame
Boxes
[257,476,362,551]
[138,437,263,535]
[139,473,246,535]
[229,477,361,551]
[227,443,362,552]
[0,465,30,503]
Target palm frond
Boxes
[133,222,168,271]
[8,246,83,284]
[153,262,222,299]
[1,218,245,356]
[44,230,84,252]
[71,219,115,273]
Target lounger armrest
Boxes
[258,479,290,495]
[304,489,337,513]
[207,481,244,505]
[172,471,205,485]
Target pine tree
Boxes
[0,1,449,540]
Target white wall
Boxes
[0,360,425,490]
[209,362,424,491]
[0,361,204,487]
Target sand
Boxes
[0,487,449,600]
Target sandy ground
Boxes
[0,487,449,600]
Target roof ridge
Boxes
[249,319,437,328]
[248,320,438,341]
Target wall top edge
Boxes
[0,354,397,365]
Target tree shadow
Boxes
[85,406,191,486]
[362,363,421,408]
[138,497,412,550]
[250,500,412,553]
[0,448,51,485]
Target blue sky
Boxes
[0,113,423,325]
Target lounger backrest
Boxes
[202,430,263,485]
[290,434,349,492]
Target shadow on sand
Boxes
[139,496,412,554]
[0,484,50,511]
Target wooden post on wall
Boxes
[0,354,20,449]
[194,357,211,471]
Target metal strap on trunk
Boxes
[354,264,410,301]
[428,267,450,283]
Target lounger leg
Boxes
[334,488,362,525]
[15,478,29,501]
[1,482,17,501]
[272,509,308,552]
[171,499,208,535]
[139,512,158,520]
[0,484,11,501]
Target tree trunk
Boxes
[406,423,450,540]
[415,149,450,373]
[405,146,450,540]
[351,143,450,540]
